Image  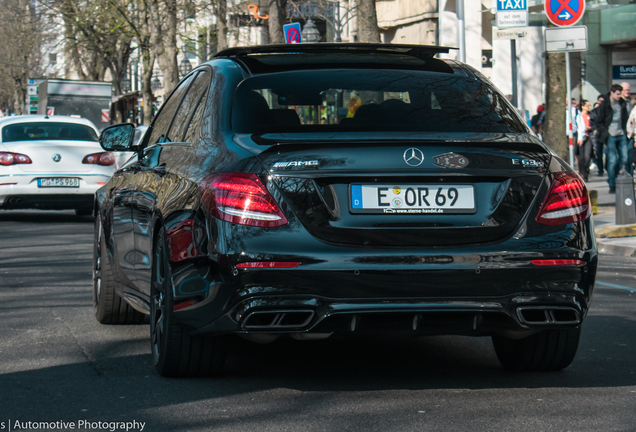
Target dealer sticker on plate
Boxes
[350,184,475,214]
[38,178,80,188]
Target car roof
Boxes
[213,43,457,75]
[0,115,99,132]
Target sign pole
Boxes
[495,0,527,111]
[511,39,518,108]
[566,51,575,168]
[457,0,466,63]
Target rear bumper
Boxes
[171,254,597,338]
[0,173,110,209]
[189,291,588,338]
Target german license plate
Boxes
[350,184,475,214]
[38,178,80,188]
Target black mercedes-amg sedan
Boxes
[94,44,597,377]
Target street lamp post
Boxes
[302,19,321,43]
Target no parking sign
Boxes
[284,23,302,44]
[545,0,585,27]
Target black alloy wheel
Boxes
[150,229,168,367]
[93,214,144,324]
[92,216,102,311]
[150,228,227,377]
[492,327,581,371]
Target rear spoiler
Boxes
[214,43,455,60]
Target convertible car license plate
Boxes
[38,178,80,188]
[350,184,475,214]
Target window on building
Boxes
[49,53,57,66]
[185,1,196,19]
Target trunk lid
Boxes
[240,134,552,247]
[1,140,103,173]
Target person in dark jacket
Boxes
[596,84,629,193]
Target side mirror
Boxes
[100,123,135,151]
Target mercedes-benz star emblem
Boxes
[52,154,61,162]
[403,148,424,167]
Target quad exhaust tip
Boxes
[516,306,580,326]
[242,310,315,330]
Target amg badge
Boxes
[273,160,319,168]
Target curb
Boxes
[597,240,636,257]
[595,223,636,238]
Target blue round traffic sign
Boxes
[284,23,302,44]
[545,0,585,27]
[287,28,300,43]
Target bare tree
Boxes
[214,0,228,51]
[544,51,568,160]
[0,0,44,114]
[51,0,135,95]
[268,0,287,44]
[354,0,379,43]
[149,0,179,93]
[111,0,156,124]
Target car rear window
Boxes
[231,69,526,135]
[1,122,98,142]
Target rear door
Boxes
[131,69,211,296]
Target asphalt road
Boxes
[0,210,635,432]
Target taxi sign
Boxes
[284,23,302,44]
[545,0,585,27]
[496,0,528,29]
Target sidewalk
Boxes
[587,170,636,257]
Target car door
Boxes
[109,154,142,289]
[131,70,211,296]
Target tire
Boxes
[93,214,145,324]
[492,327,581,372]
[75,207,93,217]
[150,228,227,377]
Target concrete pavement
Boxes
[586,170,636,257]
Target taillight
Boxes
[82,152,115,166]
[200,173,288,228]
[173,300,195,311]
[0,152,32,166]
[236,262,301,268]
[536,172,590,225]
[531,259,585,266]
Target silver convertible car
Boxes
[0,115,117,215]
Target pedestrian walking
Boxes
[531,104,544,137]
[626,102,636,173]
[568,97,579,148]
[621,82,634,174]
[576,99,593,181]
[596,84,629,193]
[591,94,605,175]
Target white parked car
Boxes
[0,115,117,216]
